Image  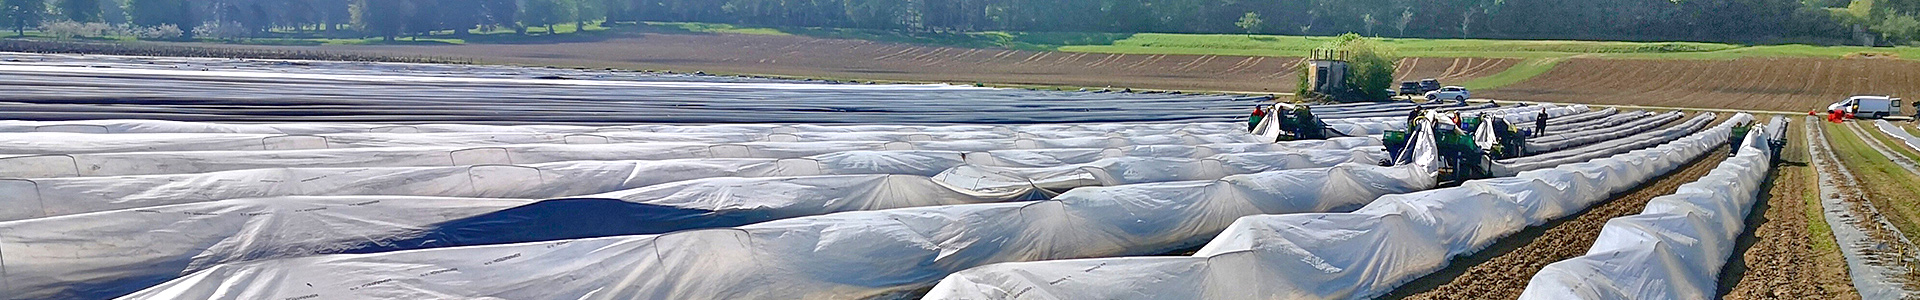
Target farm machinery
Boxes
[1249,103,1356,141]
[1384,111,1528,182]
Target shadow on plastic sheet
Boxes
[338,198,765,254]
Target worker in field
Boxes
[1293,105,1321,139]
[1248,105,1267,131]
[1407,107,1423,130]
[1535,108,1550,137]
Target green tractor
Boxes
[1252,103,1353,142]
[1384,113,1521,183]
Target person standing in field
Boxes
[1248,105,1267,131]
[1535,108,1550,137]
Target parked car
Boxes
[1426,86,1471,101]
[1829,95,1904,119]
[1419,79,1442,93]
[1398,81,1422,97]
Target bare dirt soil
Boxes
[1394,57,1519,83]
[1381,146,1729,300]
[1721,120,1860,299]
[1484,58,1920,113]
[234,32,1517,93]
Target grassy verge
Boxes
[1457,57,1564,90]
[1824,122,1920,237]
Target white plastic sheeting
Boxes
[0,119,1251,136]
[1492,113,1717,177]
[0,131,1254,155]
[1259,104,1589,140]
[109,125,1442,300]
[1545,107,1621,127]
[934,147,1387,194]
[1518,116,1781,300]
[1543,110,1648,135]
[0,138,1285,178]
[1526,111,1683,154]
[2,172,1045,300]
[1874,119,1920,152]
[0,151,965,222]
[924,114,1752,300]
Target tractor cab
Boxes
[1385,111,1496,183]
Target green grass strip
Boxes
[1459,57,1563,90]
[1824,122,1920,237]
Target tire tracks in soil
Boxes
[1380,146,1732,300]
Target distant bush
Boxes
[192,22,250,40]
[131,25,185,40]
[38,21,111,39]
[37,21,183,40]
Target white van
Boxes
[1830,95,1904,119]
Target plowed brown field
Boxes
[240,33,1518,93]
[312,33,1303,92]
[1394,57,1519,83]
[1484,58,1920,112]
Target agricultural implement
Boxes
[1385,112,1527,183]
[1251,103,1357,141]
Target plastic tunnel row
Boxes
[1543,109,1647,134]
[0,142,1384,222]
[0,119,1253,135]
[0,135,1306,178]
[98,123,1442,300]
[1518,116,1784,299]
[1492,113,1717,176]
[0,130,1262,155]
[1525,111,1683,154]
[1,64,1269,124]
[1285,104,1589,138]
[924,114,1753,300]
[1543,107,1623,128]
[1,136,1384,299]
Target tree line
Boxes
[3,0,1920,45]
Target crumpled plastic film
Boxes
[1492,113,1718,176]
[1874,119,1920,152]
[1543,110,1647,134]
[0,151,970,222]
[936,147,1387,194]
[0,119,1254,136]
[0,138,1285,178]
[1517,116,1781,300]
[1525,111,1683,154]
[1544,107,1621,127]
[923,113,1750,300]
[105,126,1442,300]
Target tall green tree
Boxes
[58,0,100,22]
[2,0,43,36]
[350,0,410,40]
[1236,11,1263,36]
[521,0,575,34]
[127,0,195,28]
